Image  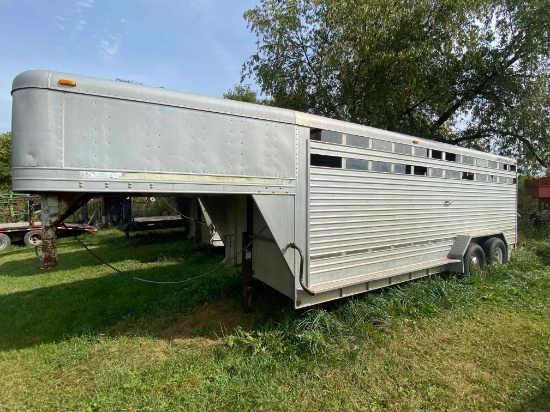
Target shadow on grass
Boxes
[0,229,296,350]
[0,229,202,277]
[0,264,253,351]
[512,381,550,412]
[534,245,550,266]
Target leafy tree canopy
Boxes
[0,132,11,192]
[243,0,550,173]
[223,84,261,103]
[223,84,275,106]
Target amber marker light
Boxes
[58,79,77,87]
[412,139,420,144]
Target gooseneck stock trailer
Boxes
[11,71,517,308]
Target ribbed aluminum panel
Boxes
[308,141,517,286]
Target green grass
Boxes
[1,229,549,411]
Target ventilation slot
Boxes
[311,154,342,168]
[413,166,427,176]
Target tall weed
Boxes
[226,239,549,359]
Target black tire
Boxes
[483,237,507,265]
[464,243,485,275]
[23,230,42,247]
[0,233,12,252]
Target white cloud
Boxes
[75,19,87,30]
[98,35,123,60]
[189,0,214,11]
[76,0,94,8]
[52,0,93,33]
[96,16,131,61]
[53,14,66,30]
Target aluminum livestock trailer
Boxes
[11,70,517,308]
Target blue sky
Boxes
[0,0,260,132]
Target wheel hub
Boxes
[470,254,481,267]
[493,248,503,264]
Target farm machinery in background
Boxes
[0,194,96,252]
[524,177,550,227]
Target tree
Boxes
[243,0,550,172]
[0,132,11,192]
[223,84,274,106]
[223,84,261,103]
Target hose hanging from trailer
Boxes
[60,222,267,286]
[287,242,315,296]
[161,198,208,226]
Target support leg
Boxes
[194,220,202,249]
[39,193,91,269]
[40,195,60,269]
[193,198,202,249]
[241,196,254,311]
[242,231,253,311]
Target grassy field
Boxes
[0,229,548,411]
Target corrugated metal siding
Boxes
[308,141,517,286]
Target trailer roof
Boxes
[13,70,514,164]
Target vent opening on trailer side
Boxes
[310,154,342,168]
[446,152,457,162]
[414,166,427,176]
[310,129,322,141]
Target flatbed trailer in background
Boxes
[0,222,97,252]
[121,215,184,233]
[113,196,223,246]
[11,70,517,308]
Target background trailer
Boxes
[11,71,517,308]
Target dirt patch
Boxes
[151,285,291,346]
[155,298,254,345]
[105,284,292,346]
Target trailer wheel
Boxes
[23,231,42,247]
[0,233,11,252]
[483,237,507,265]
[464,243,485,275]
